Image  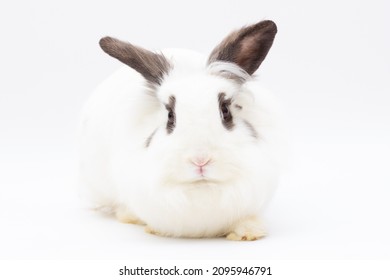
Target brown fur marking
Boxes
[208,20,277,75]
[99,37,172,86]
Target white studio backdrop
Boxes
[0,0,389,259]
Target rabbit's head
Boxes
[99,21,278,187]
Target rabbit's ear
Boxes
[99,37,171,86]
[208,20,277,75]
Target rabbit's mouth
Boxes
[187,178,221,187]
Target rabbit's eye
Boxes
[166,109,176,134]
[167,110,175,129]
[218,93,234,130]
[168,110,174,121]
[167,109,175,133]
[221,103,231,121]
[165,96,176,134]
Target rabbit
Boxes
[79,20,285,241]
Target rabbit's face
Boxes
[99,20,278,186]
[147,71,259,186]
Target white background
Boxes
[0,0,389,260]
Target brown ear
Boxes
[208,20,277,75]
[99,37,171,86]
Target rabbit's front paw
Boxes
[115,207,145,225]
[226,216,267,241]
[144,226,163,236]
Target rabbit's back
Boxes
[79,66,145,206]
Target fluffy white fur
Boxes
[79,49,285,240]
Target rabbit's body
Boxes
[80,21,284,240]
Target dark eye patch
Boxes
[218,92,234,130]
[165,95,176,134]
[145,128,158,148]
[243,120,259,139]
[234,104,243,110]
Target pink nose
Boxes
[191,157,211,167]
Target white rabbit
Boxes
[80,20,285,241]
